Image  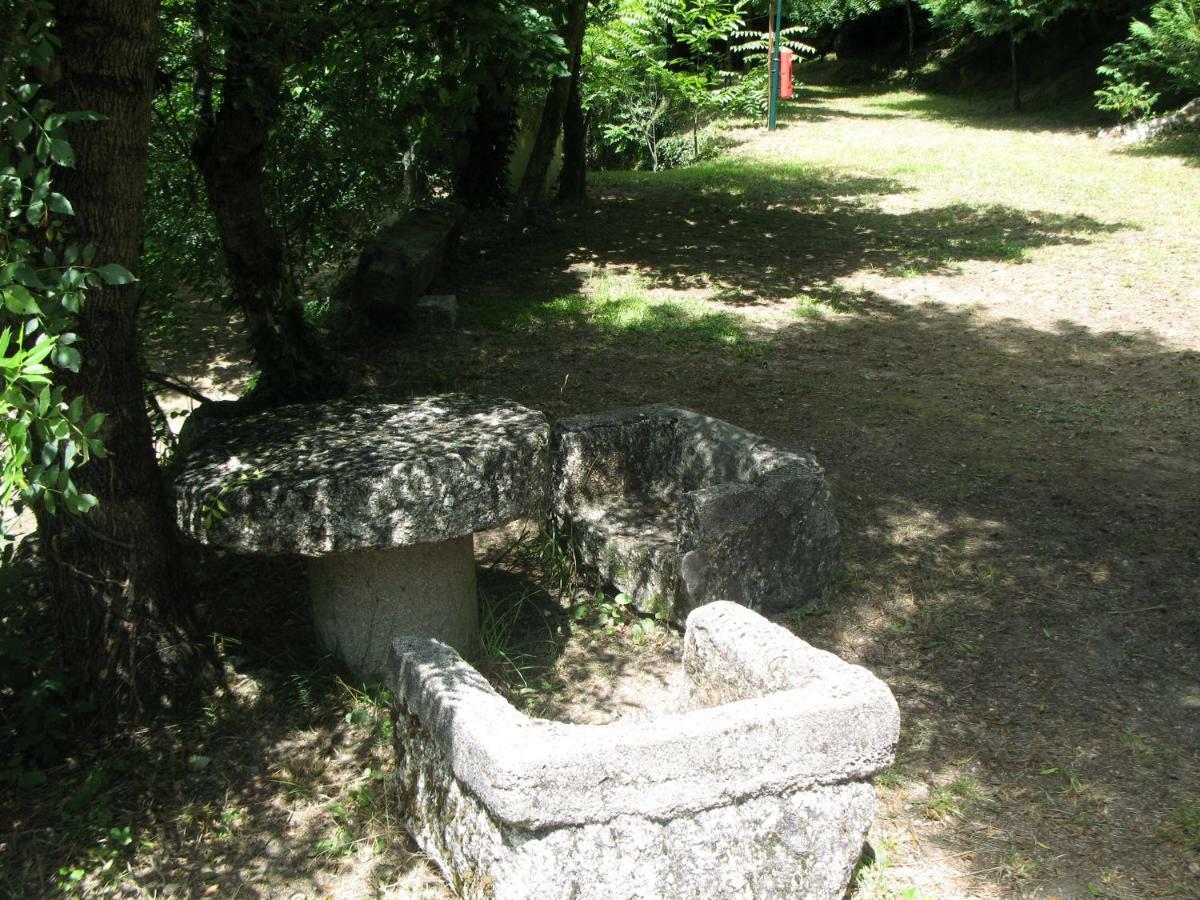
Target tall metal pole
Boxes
[768,0,782,130]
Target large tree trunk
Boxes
[905,1,915,59]
[192,0,333,405]
[1010,30,1022,112]
[456,77,519,208]
[39,0,215,721]
[555,67,588,205]
[511,0,589,225]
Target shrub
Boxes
[1097,0,1200,119]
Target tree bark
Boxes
[512,0,589,225]
[192,0,334,405]
[1010,30,1022,112]
[38,0,215,722]
[555,67,588,205]
[905,1,915,59]
[456,77,519,208]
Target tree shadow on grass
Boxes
[0,549,447,898]
[458,160,1127,324]
[1115,128,1200,168]
[856,90,1111,134]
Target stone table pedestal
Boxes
[309,536,477,675]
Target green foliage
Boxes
[568,590,666,640]
[0,549,74,770]
[1097,0,1200,119]
[920,0,1076,40]
[145,0,567,316]
[0,3,122,527]
[583,0,784,170]
[789,0,907,29]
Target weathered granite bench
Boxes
[550,404,841,622]
[390,601,900,899]
[172,396,548,679]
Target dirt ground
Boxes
[21,86,1194,898]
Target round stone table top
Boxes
[172,396,549,556]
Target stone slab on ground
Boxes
[550,403,842,622]
[346,200,465,325]
[414,294,458,331]
[388,601,899,899]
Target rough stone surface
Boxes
[414,294,458,331]
[1098,96,1200,145]
[347,200,465,325]
[388,601,900,899]
[173,395,550,556]
[550,403,841,621]
[309,536,477,680]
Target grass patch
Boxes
[926,775,986,821]
[474,271,750,353]
[854,835,930,899]
[1160,800,1200,850]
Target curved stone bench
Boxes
[390,601,899,899]
[550,403,841,622]
[172,396,548,678]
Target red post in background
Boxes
[779,47,794,99]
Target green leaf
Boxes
[82,412,107,435]
[66,491,98,515]
[95,263,136,285]
[3,285,40,315]
[52,345,81,373]
[47,193,74,215]
[12,261,44,289]
[48,139,74,167]
[10,118,33,143]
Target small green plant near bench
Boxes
[569,591,668,642]
[926,774,986,821]
[852,833,930,900]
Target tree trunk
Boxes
[39,0,215,722]
[456,78,519,208]
[1010,30,1022,112]
[905,1,915,59]
[556,67,588,205]
[512,0,589,225]
[192,0,334,405]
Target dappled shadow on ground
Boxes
[455,160,1126,319]
[359,158,1199,893]
[1116,128,1200,168]
[0,550,445,897]
[474,539,684,725]
[853,89,1111,134]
